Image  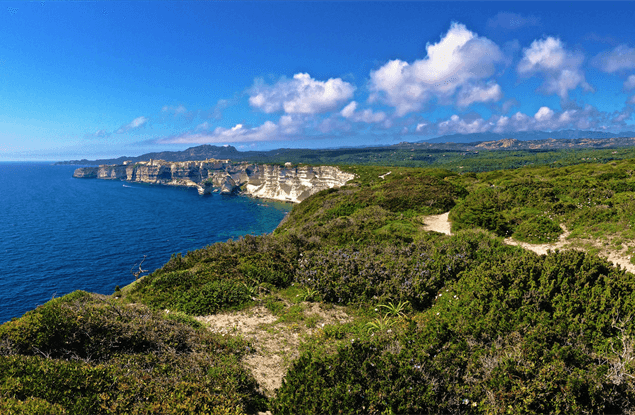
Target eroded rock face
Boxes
[73,160,354,203]
[72,167,98,178]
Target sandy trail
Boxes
[421,212,635,274]
[196,303,350,399]
[421,212,452,235]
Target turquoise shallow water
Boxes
[0,162,292,323]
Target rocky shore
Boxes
[73,159,355,203]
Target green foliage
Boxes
[295,230,512,310]
[378,301,409,318]
[177,279,252,315]
[124,233,297,313]
[264,296,285,315]
[364,315,396,334]
[0,292,266,414]
[512,214,563,243]
[0,396,67,415]
[449,187,511,236]
[275,249,635,414]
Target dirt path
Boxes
[196,302,350,399]
[421,212,452,235]
[421,212,635,274]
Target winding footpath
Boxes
[422,212,635,274]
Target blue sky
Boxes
[3,1,635,160]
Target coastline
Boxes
[73,160,355,204]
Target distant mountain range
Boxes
[56,130,635,165]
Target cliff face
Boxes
[73,160,355,203]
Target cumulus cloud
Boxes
[624,75,635,90]
[438,114,492,135]
[115,116,148,134]
[429,104,621,136]
[592,45,635,73]
[159,115,305,144]
[249,73,355,114]
[369,22,504,115]
[339,101,387,123]
[456,82,503,107]
[517,37,592,100]
[534,106,554,122]
[486,12,540,30]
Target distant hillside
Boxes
[424,129,635,144]
[56,145,243,165]
[57,131,635,167]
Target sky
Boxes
[3,2,635,160]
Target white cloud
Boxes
[369,22,504,115]
[517,37,591,100]
[339,101,387,123]
[592,45,635,73]
[416,122,428,132]
[115,116,148,134]
[159,115,306,144]
[249,73,355,114]
[624,75,635,90]
[534,106,554,122]
[340,101,357,118]
[456,82,503,107]
[430,104,623,136]
[438,114,491,135]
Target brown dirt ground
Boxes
[195,302,351,400]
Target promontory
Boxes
[73,159,355,203]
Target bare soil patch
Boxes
[195,302,351,398]
[421,212,452,235]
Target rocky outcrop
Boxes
[72,167,98,178]
[73,159,355,203]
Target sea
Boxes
[0,162,292,323]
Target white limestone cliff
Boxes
[73,160,355,203]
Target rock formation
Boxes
[73,159,355,203]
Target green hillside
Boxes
[3,159,635,414]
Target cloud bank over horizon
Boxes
[154,20,635,147]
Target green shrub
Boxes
[0,355,113,414]
[0,397,67,415]
[450,187,511,236]
[277,249,635,414]
[177,279,252,315]
[512,215,563,243]
[295,230,513,310]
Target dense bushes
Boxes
[124,233,297,313]
[449,160,635,243]
[0,291,266,414]
[177,279,251,315]
[295,230,513,310]
[276,248,635,414]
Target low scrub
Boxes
[276,249,635,414]
[0,291,266,414]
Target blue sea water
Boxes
[0,162,292,323]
